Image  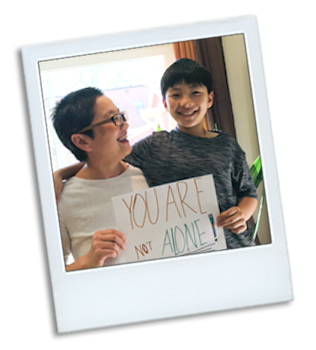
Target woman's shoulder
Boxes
[122,164,149,190]
[125,163,145,175]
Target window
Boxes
[134,100,144,115]
[39,44,176,171]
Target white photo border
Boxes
[22,15,293,333]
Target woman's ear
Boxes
[207,91,214,108]
[70,134,92,153]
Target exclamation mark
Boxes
[208,214,217,241]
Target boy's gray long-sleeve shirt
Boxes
[125,128,258,249]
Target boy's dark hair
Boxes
[52,87,103,162]
[160,58,213,99]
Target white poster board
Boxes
[112,175,227,264]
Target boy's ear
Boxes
[207,91,214,108]
[162,99,168,110]
[70,134,93,153]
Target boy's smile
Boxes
[163,82,213,135]
[176,106,199,117]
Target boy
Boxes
[55,58,257,249]
[124,58,258,248]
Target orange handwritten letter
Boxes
[176,182,198,217]
[193,178,206,214]
[145,188,159,225]
[122,196,134,230]
[166,185,182,221]
[132,193,147,228]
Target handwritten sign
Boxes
[111,174,227,264]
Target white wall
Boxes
[222,34,271,245]
[39,43,175,72]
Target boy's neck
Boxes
[177,124,217,138]
[177,124,205,137]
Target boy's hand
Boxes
[85,229,127,268]
[53,162,85,203]
[53,171,64,203]
[216,207,247,234]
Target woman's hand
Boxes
[65,229,127,271]
[85,229,127,268]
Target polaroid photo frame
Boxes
[22,15,293,333]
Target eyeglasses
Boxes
[77,111,128,134]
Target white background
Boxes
[19,14,304,335]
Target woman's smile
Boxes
[117,132,129,143]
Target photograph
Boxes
[39,33,271,270]
[22,15,292,334]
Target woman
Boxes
[52,87,149,271]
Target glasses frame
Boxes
[77,111,128,134]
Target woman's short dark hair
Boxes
[160,58,213,99]
[52,87,103,161]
